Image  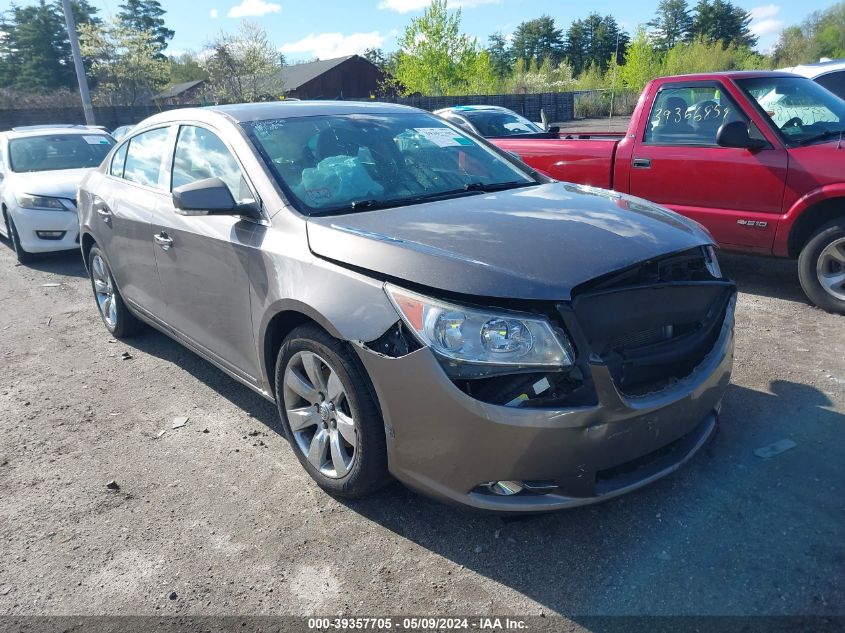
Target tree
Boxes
[363,47,388,71]
[689,0,757,48]
[117,0,174,55]
[79,18,169,105]
[648,0,692,50]
[203,22,285,103]
[773,3,845,66]
[0,0,99,91]
[486,32,513,77]
[394,0,492,96]
[565,13,628,75]
[510,16,564,67]
[168,52,208,84]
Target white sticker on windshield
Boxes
[414,127,473,147]
[83,135,111,145]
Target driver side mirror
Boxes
[172,177,260,220]
[716,121,766,150]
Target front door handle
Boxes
[93,196,112,223]
[154,232,173,250]
[633,158,652,169]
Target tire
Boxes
[87,245,142,338]
[275,324,391,498]
[7,215,35,264]
[798,219,845,314]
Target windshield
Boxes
[736,76,845,144]
[243,112,535,215]
[8,134,114,172]
[461,110,544,137]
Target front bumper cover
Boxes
[354,296,735,512]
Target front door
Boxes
[151,124,265,383]
[627,82,788,252]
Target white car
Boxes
[779,58,845,100]
[0,125,114,263]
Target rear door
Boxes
[151,123,265,383]
[95,126,173,318]
[627,81,788,252]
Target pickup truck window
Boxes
[645,85,748,146]
[736,76,845,145]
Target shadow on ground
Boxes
[719,252,809,305]
[17,248,88,279]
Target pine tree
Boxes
[510,16,564,67]
[689,0,757,48]
[648,0,692,50]
[117,0,174,55]
[486,32,513,77]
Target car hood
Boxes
[306,182,713,301]
[8,168,93,201]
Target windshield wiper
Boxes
[798,129,845,146]
[462,181,534,192]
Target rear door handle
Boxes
[633,158,652,169]
[154,232,173,250]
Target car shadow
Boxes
[16,248,88,278]
[720,252,810,305]
[336,380,845,616]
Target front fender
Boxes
[774,182,845,256]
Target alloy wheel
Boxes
[91,254,118,329]
[283,351,357,479]
[816,236,845,301]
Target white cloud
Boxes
[227,0,282,18]
[378,0,499,13]
[749,4,784,39]
[280,31,387,59]
[210,8,218,18]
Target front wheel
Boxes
[88,245,142,338]
[275,324,391,498]
[8,215,35,264]
[798,219,845,314]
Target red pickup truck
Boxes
[485,72,845,313]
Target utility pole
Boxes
[61,0,96,125]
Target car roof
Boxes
[434,105,516,114]
[1,126,112,140]
[778,58,845,78]
[132,100,422,130]
[656,71,799,82]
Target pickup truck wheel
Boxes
[275,324,391,498]
[88,246,142,338]
[798,220,845,314]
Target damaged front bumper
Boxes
[353,295,735,512]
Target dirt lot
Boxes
[0,237,843,622]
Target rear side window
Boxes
[816,71,845,101]
[644,85,748,146]
[123,127,170,188]
[110,142,128,177]
[171,125,254,204]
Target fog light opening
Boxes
[486,480,524,496]
[36,230,66,240]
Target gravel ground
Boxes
[0,238,843,622]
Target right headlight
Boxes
[385,284,574,368]
[704,245,722,278]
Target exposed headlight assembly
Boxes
[385,284,574,369]
[704,245,722,278]
[16,194,74,211]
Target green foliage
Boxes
[394,0,495,96]
[0,0,99,91]
[688,0,756,48]
[510,16,564,67]
[203,22,284,103]
[648,0,692,50]
[773,3,845,66]
[486,32,513,77]
[618,28,664,92]
[168,52,208,84]
[78,17,169,105]
[117,0,173,56]
[564,13,629,76]
[505,58,575,94]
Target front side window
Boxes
[123,127,170,188]
[645,85,749,146]
[110,142,128,177]
[462,110,544,137]
[243,112,534,215]
[171,126,254,204]
[8,134,114,173]
[737,76,845,144]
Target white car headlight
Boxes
[385,284,574,367]
[16,194,74,211]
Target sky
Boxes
[2,0,838,61]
